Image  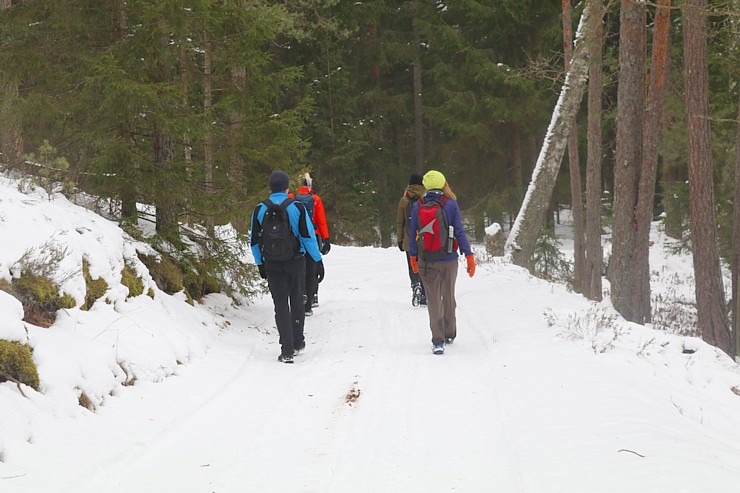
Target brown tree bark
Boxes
[631,0,671,322]
[562,0,586,294]
[505,3,598,267]
[584,0,604,301]
[608,0,647,323]
[683,0,732,355]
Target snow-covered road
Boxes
[5,245,740,493]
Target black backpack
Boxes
[258,199,299,261]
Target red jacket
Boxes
[296,186,330,240]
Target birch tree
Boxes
[505,2,597,268]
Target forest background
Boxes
[1,1,739,355]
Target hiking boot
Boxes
[312,294,319,307]
[278,353,294,364]
[432,342,445,355]
[304,307,313,316]
[294,340,306,355]
[444,337,454,345]
[412,284,423,307]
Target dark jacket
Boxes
[396,184,426,251]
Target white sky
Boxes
[1,177,740,493]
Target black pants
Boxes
[406,253,425,294]
[265,255,306,356]
[304,254,318,310]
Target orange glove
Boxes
[465,254,476,278]
[410,256,419,274]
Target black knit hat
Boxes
[408,173,423,186]
[268,170,290,192]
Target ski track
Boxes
[8,249,535,493]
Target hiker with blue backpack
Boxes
[408,170,476,355]
[294,173,330,316]
[250,170,323,364]
[396,173,427,306]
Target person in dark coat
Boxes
[396,173,427,305]
[250,170,323,363]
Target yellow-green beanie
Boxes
[422,170,446,190]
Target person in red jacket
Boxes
[295,173,330,315]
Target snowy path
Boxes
[5,246,740,493]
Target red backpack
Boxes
[416,196,457,261]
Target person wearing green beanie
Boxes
[407,170,476,355]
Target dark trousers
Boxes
[265,255,306,355]
[418,259,458,344]
[305,254,318,309]
[406,253,425,294]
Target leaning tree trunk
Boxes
[584,0,604,301]
[683,0,732,355]
[562,0,586,294]
[505,2,597,268]
[608,0,647,323]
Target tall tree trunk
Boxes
[608,0,647,323]
[683,0,732,355]
[562,0,586,293]
[1,0,23,169]
[154,130,178,237]
[511,122,523,193]
[734,89,740,359]
[203,28,214,231]
[731,0,740,360]
[112,0,136,220]
[584,0,604,301]
[631,0,671,323]
[412,0,424,173]
[505,3,597,268]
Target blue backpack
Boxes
[295,193,314,219]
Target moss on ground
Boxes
[0,340,40,390]
[82,260,108,311]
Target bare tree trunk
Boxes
[562,0,586,293]
[154,130,178,236]
[609,0,647,323]
[731,0,740,360]
[734,89,740,359]
[683,0,732,355]
[511,122,523,192]
[412,0,424,174]
[505,3,597,268]
[631,0,671,323]
[584,0,604,301]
